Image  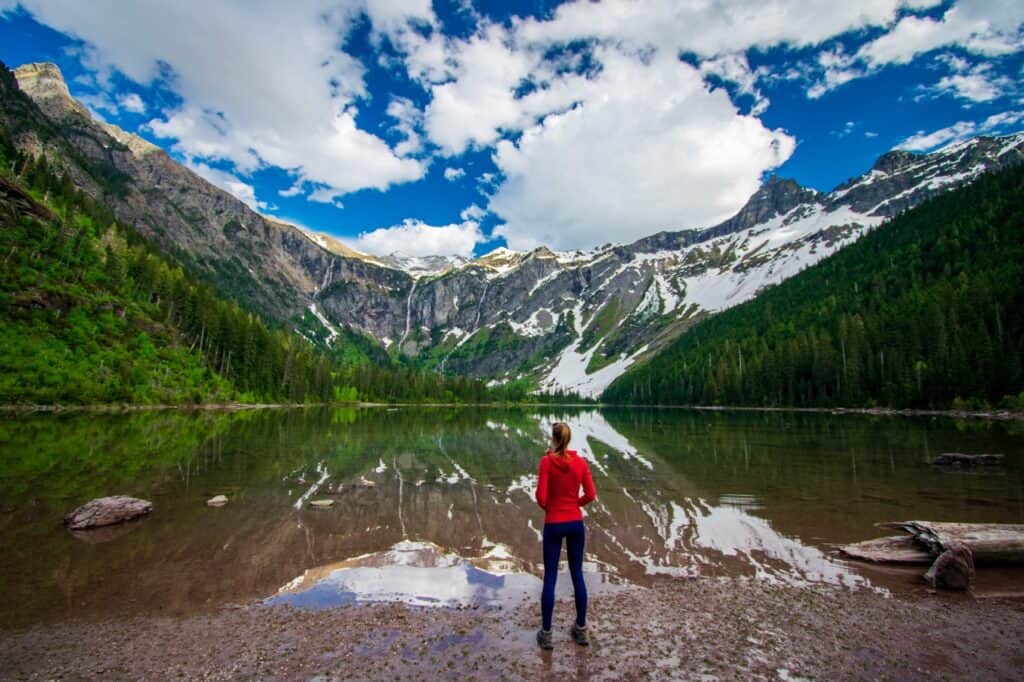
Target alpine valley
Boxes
[4,60,1024,400]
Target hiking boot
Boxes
[536,628,553,650]
[570,622,589,646]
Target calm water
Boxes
[1,407,1023,629]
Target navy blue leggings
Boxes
[541,520,587,631]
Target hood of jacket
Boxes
[546,449,579,470]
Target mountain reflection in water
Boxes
[1,406,1022,627]
[265,540,628,610]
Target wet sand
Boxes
[2,578,1022,680]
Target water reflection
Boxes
[265,539,625,610]
[1,406,1021,627]
[265,540,538,609]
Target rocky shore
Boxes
[2,578,1022,680]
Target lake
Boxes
[2,407,1022,630]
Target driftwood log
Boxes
[836,534,932,563]
[931,453,1004,467]
[878,521,1024,563]
[841,521,1024,563]
[840,520,1024,591]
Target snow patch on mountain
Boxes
[541,340,649,398]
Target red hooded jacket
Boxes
[535,449,597,523]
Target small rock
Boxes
[207,495,229,507]
[64,495,153,530]
[923,541,975,591]
[309,499,334,508]
[356,477,376,488]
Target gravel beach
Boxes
[2,577,1022,680]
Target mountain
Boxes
[5,60,1023,398]
[0,67,495,406]
[603,162,1024,409]
[5,62,404,325]
[312,130,1020,397]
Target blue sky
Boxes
[1,0,1022,257]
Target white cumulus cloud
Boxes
[896,109,1024,150]
[460,203,486,221]
[9,0,1023,256]
[858,0,1024,67]
[490,49,794,251]
[11,0,430,202]
[802,0,1024,98]
[347,218,484,258]
[117,92,145,113]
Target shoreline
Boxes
[2,400,1022,421]
[2,577,1022,679]
[0,400,597,414]
[649,403,1024,422]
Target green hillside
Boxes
[0,137,489,405]
[604,163,1024,410]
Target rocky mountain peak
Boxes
[871,149,919,174]
[693,174,821,243]
[748,175,820,216]
[14,61,92,123]
[13,62,69,98]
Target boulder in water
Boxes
[64,496,153,530]
[206,495,229,507]
[924,541,975,591]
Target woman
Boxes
[534,422,597,649]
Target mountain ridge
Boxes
[4,59,1023,398]
[604,161,1024,409]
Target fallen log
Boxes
[836,534,933,563]
[880,521,1024,563]
[841,521,1024,564]
[931,453,1004,467]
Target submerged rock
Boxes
[64,496,152,530]
[207,495,229,507]
[309,499,334,509]
[924,542,975,591]
[931,453,1003,468]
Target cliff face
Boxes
[6,61,407,322]
[6,60,1023,395]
